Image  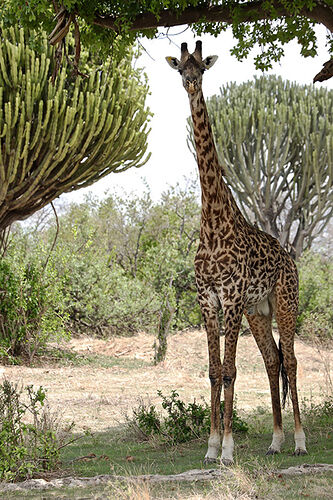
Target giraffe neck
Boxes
[189,91,236,235]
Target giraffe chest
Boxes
[194,242,281,306]
[194,243,240,282]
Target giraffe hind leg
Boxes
[275,275,307,456]
[276,310,307,455]
[245,310,284,454]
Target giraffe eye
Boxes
[201,69,205,74]
[178,70,183,75]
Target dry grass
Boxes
[0,330,331,432]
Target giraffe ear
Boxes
[165,56,181,70]
[203,55,218,70]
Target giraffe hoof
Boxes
[266,448,280,456]
[221,458,233,466]
[293,448,307,456]
[203,457,218,465]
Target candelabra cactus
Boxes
[0,25,151,231]
[187,75,333,259]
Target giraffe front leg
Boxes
[203,313,222,464]
[220,304,243,466]
[221,362,236,465]
[205,366,222,463]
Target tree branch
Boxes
[92,1,333,33]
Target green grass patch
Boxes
[2,345,150,370]
[61,428,208,478]
[60,425,332,481]
[31,347,149,370]
[2,398,332,499]
[59,397,333,479]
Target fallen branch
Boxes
[1,464,332,492]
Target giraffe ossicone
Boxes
[166,41,307,465]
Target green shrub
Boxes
[297,252,333,341]
[11,185,201,344]
[0,256,68,361]
[131,390,248,444]
[0,380,73,482]
[54,235,160,336]
[132,402,162,437]
[301,396,333,431]
[0,254,68,362]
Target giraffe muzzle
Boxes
[186,79,197,94]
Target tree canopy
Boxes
[187,75,333,259]
[0,1,332,79]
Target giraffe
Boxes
[166,41,307,465]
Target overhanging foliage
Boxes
[0,1,332,76]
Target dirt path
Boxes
[0,330,331,432]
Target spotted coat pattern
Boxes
[166,41,307,464]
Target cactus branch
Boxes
[0,25,151,231]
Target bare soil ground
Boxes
[0,330,332,432]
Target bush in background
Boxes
[58,235,160,336]
[6,185,201,343]
[297,252,333,341]
[2,187,332,364]
[0,244,68,363]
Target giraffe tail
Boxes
[278,340,289,409]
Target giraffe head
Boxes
[166,41,218,94]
